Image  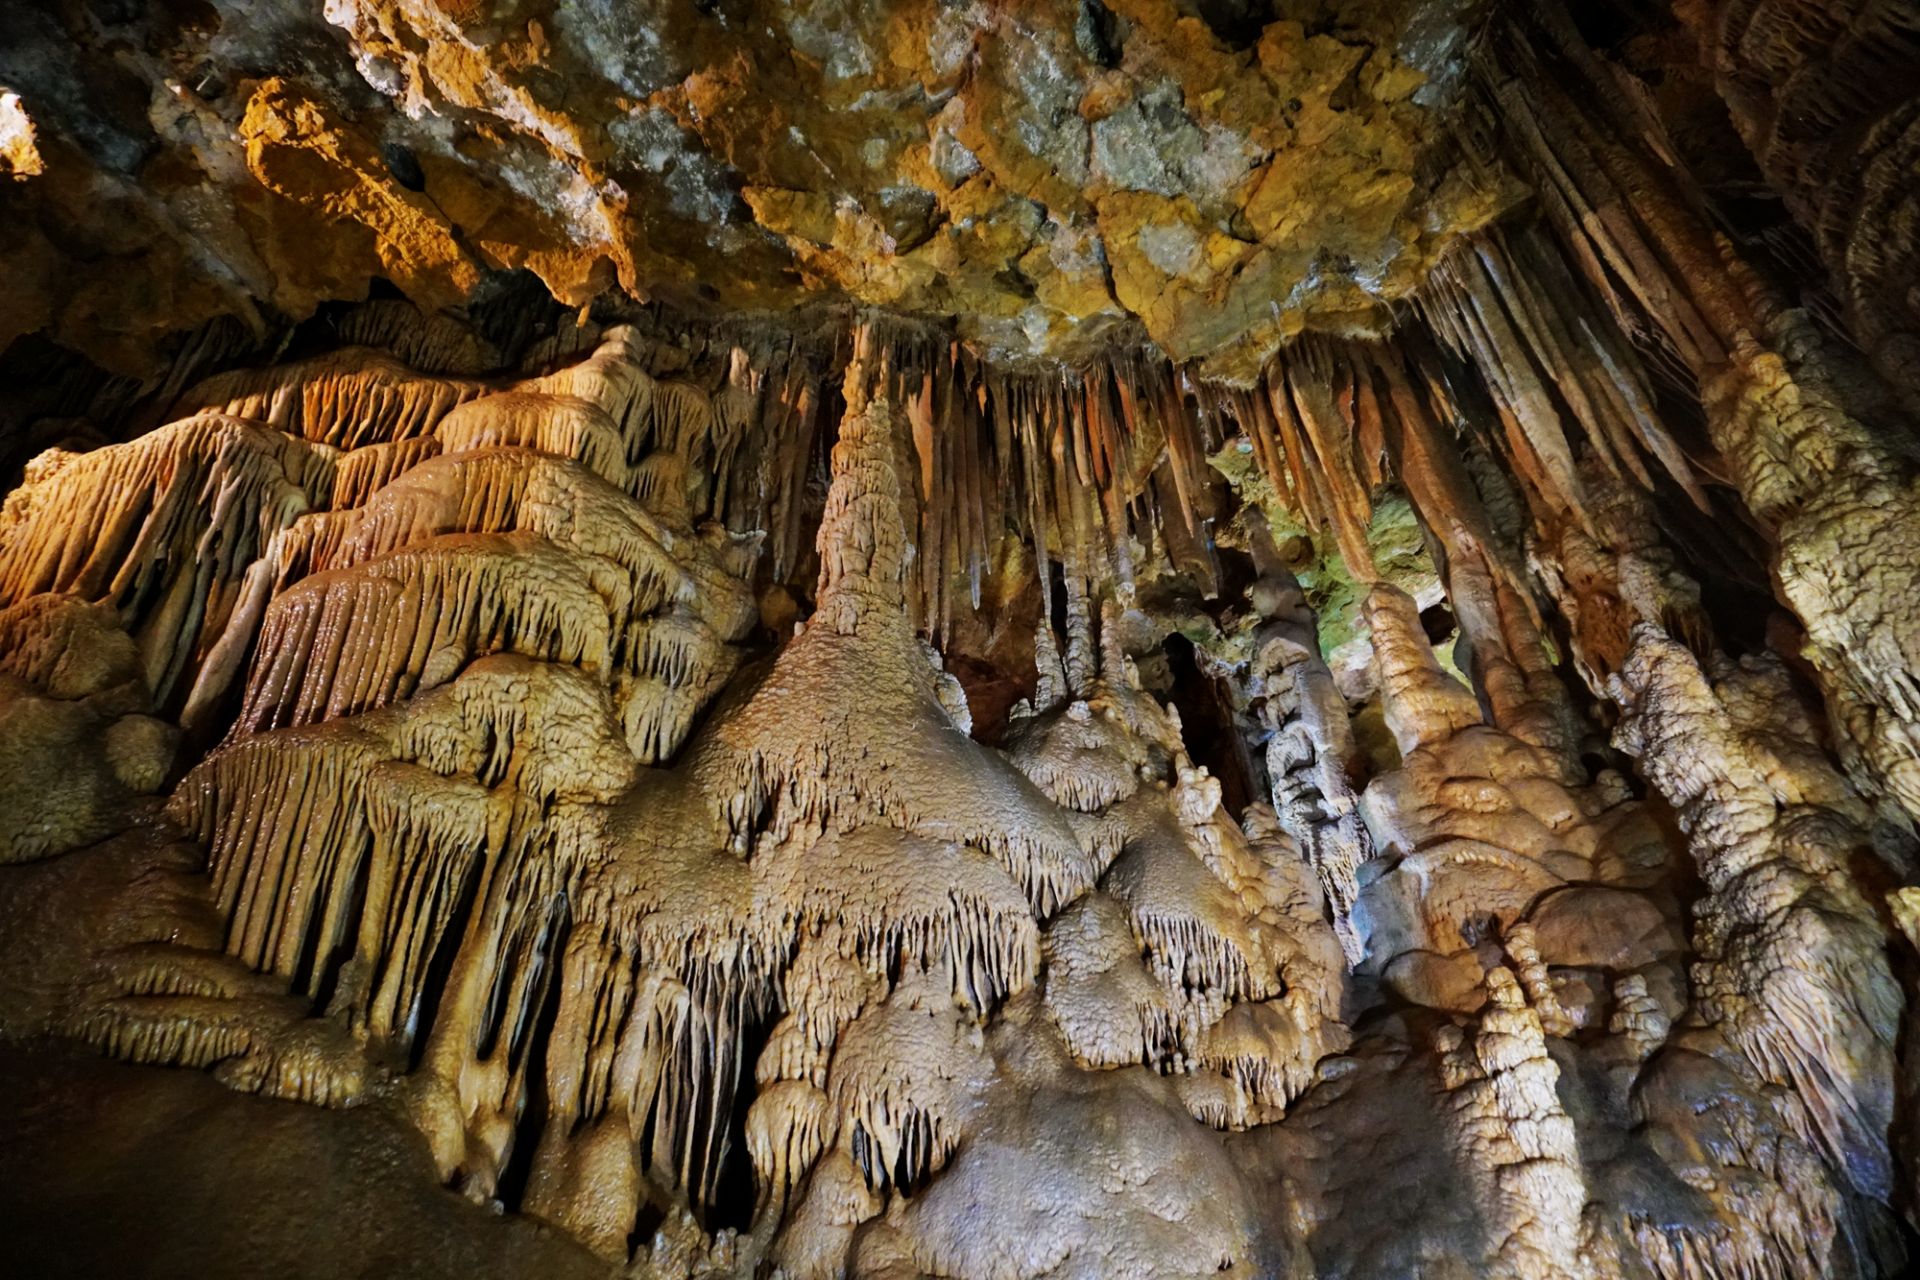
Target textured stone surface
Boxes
[0,0,1510,378]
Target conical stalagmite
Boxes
[1433,967,1591,1280]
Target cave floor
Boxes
[0,1047,612,1279]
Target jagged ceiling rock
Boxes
[0,0,1511,378]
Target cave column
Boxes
[1489,10,1920,825]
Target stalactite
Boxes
[329,436,443,509]
[433,393,633,492]
[1422,243,1590,529]
[0,414,333,704]
[236,532,627,733]
[1004,600,1346,1134]
[7,283,1903,1279]
[180,350,486,449]
[773,832,1035,1002]
[1671,0,1920,402]
[1529,455,1713,696]
[1486,9,1920,826]
[5,34,1920,1264]
[1288,343,1378,578]
[702,335,1099,917]
[184,426,757,764]
[827,968,986,1194]
[1418,225,1709,521]
[125,377,785,1231]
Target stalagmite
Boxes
[1628,1033,1880,1277]
[1434,967,1590,1280]
[0,594,176,862]
[1356,582,1680,1021]
[1613,626,1904,1202]
[1248,568,1372,963]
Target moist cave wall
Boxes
[5,1,1920,1277]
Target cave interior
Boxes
[6,1,1920,1277]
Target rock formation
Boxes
[3,2,1920,1277]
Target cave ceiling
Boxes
[1,0,1507,378]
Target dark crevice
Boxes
[1161,633,1255,817]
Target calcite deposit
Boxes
[4,1,1920,1278]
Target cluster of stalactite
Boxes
[1670,0,1920,402]
[0,318,1351,1275]
[5,4,1920,1277]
